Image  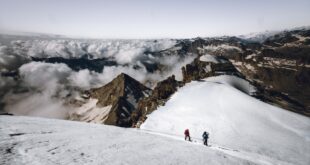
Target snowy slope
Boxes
[141,75,310,165]
[69,99,112,123]
[0,116,256,165]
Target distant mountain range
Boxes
[0,27,309,123]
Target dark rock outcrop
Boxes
[70,73,151,127]
[31,57,117,72]
[182,56,243,83]
[131,75,183,127]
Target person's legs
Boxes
[185,135,190,141]
[203,139,208,145]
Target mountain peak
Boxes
[89,73,150,107]
[115,73,138,85]
[70,73,151,126]
[117,72,130,79]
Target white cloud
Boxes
[7,39,176,62]
[4,91,69,119]
[3,62,72,118]
[0,39,198,119]
[19,62,72,91]
[0,45,28,71]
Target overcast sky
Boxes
[0,0,309,39]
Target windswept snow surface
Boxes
[0,116,256,165]
[141,75,310,165]
[69,99,112,123]
[205,75,256,95]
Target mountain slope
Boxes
[69,73,151,126]
[141,75,310,165]
[0,116,258,165]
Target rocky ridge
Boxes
[69,73,151,127]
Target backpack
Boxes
[203,132,208,139]
[184,129,189,135]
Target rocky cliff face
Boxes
[182,55,243,83]
[130,75,183,126]
[69,73,151,127]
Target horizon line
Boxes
[1,25,310,40]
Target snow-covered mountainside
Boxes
[141,75,310,165]
[1,116,258,165]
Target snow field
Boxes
[0,116,256,165]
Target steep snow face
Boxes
[0,116,256,165]
[141,76,310,165]
[69,99,112,123]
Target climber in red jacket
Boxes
[184,129,191,141]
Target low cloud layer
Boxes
[0,37,196,119]
[2,62,72,118]
[0,39,176,63]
